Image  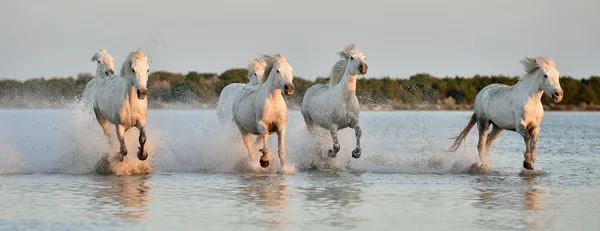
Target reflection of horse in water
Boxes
[521,177,551,231]
[471,176,552,230]
[299,173,364,229]
[238,175,289,227]
[92,175,151,221]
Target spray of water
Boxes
[0,103,482,175]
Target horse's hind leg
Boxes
[93,107,112,145]
[115,124,127,161]
[485,123,504,151]
[350,123,362,159]
[136,121,148,161]
[301,110,315,134]
[328,125,340,158]
[240,131,255,162]
[476,118,491,167]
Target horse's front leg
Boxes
[517,123,533,170]
[528,127,540,170]
[136,121,148,161]
[328,125,340,158]
[257,122,270,168]
[277,127,286,167]
[115,124,127,162]
[350,122,362,159]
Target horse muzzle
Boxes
[552,90,563,103]
[137,89,148,100]
[359,63,368,75]
[284,84,294,96]
[106,69,114,76]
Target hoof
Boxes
[328,149,337,158]
[523,161,534,170]
[351,147,361,159]
[259,159,269,168]
[137,148,148,161]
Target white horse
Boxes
[449,57,563,171]
[82,49,115,107]
[216,58,267,124]
[93,49,150,161]
[301,44,368,159]
[232,54,294,169]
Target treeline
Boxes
[1,69,599,110]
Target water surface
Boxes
[0,109,599,230]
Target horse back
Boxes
[476,84,517,130]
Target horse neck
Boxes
[121,76,140,106]
[95,69,106,85]
[335,67,357,100]
[257,73,281,101]
[514,75,543,101]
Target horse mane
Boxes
[520,57,555,76]
[120,49,147,76]
[91,49,109,62]
[329,44,359,86]
[247,58,267,85]
[328,59,348,86]
[261,54,287,81]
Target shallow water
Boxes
[0,109,599,230]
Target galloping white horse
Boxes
[449,57,563,171]
[301,44,368,159]
[233,54,294,169]
[216,58,267,124]
[82,49,115,106]
[93,49,150,161]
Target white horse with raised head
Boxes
[93,49,150,161]
[82,49,115,107]
[216,58,267,124]
[301,44,368,159]
[233,54,294,169]
[449,57,563,172]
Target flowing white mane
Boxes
[248,58,266,85]
[261,54,287,80]
[120,49,147,77]
[520,57,555,76]
[329,44,359,86]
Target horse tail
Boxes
[447,113,477,152]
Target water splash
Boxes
[0,108,484,175]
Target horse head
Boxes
[122,49,150,100]
[91,49,115,77]
[248,58,267,86]
[264,54,294,96]
[523,57,563,103]
[340,44,368,76]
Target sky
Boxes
[0,0,598,80]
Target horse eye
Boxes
[98,61,101,64]
[132,69,136,73]
[147,69,150,73]
[351,57,354,60]
[544,74,548,78]
[277,70,280,73]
